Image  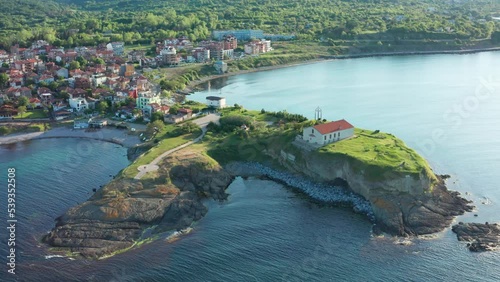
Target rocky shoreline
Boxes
[225,162,374,219]
[43,149,233,259]
[225,162,474,237]
[452,222,500,252]
[43,149,481,258]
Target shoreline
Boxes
[186,47,500,92]
[0,127,142,148]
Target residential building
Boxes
[193,47,210,63]
[0,105,18,117]
[14,59,40,72]
[302,119,354,146]
[92,74,107,87]
[120,64,135,77]
[69,97,89,112]
[201,42,224,61]
[136,90,161,109]
[127,50,146,62]
[55,67,69,79]
[223,35,238,50]
[160,46,180,66]
[164,108,193,124]
[244,39,272,55]
[107,42,125,56]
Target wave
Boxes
[45,255,66,259]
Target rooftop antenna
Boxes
[315,106,322,120]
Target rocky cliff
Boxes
[265,146,473,236]
[43,148,233,259]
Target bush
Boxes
[219,115,252,132]
[0,126,11,136]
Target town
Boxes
[0,29,278,129]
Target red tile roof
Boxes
[313,119,354,135]
[178,108,192,114]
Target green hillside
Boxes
[0,0,499,51]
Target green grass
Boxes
[120,131,200,179]
[14,109,48,119]
[318,128,436,181]
[0,123,51,136]
[219,107,275,122]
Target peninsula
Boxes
[43,106,474,258]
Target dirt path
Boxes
[134,114,220,180]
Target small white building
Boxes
[302,119,354,146]
[74,119,89,129]
[206,96,226,108]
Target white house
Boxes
[69,97,89,112]
[206,96,226,108]
[302,119,354,146]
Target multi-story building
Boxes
[160,46,180,66]
[136,90,161,110]
[244,40,272,55]
[13,59,40,72]
[201,42,224,61]
[192,47,210,62]
[212,30,264,41]
[69,97,89,112]
[223,35,238,50]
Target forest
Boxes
[0,0,499,49]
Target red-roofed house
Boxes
[302,119,354,146]
[29,98,42,108]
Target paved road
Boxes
[134,114,220,180]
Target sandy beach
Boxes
[0,127,142,148]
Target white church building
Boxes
[302,119,354,146]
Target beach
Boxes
[0,126,142,148]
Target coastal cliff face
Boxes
[44,148,233,259]
[266,147,473,236]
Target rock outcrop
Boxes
[44,149,233,259]
[452,222,500,252]
[265,147,473,236]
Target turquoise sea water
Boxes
[1,52,500,281]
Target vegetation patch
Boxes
[317,128,436,182]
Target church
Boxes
[302,119,354,146]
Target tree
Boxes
[151,112,164,122]
[0,73,8,89]
[69,61,81,70]
[76,56,87,67]
[169,104,180,115]
[181,121,200,133]
[18,96,29,107]
[160,90,171,98]
[146,120,165,136]
[93,58,105,65]
[17,106,27,118]
[97,102,109,114]
[0,126,9,136]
